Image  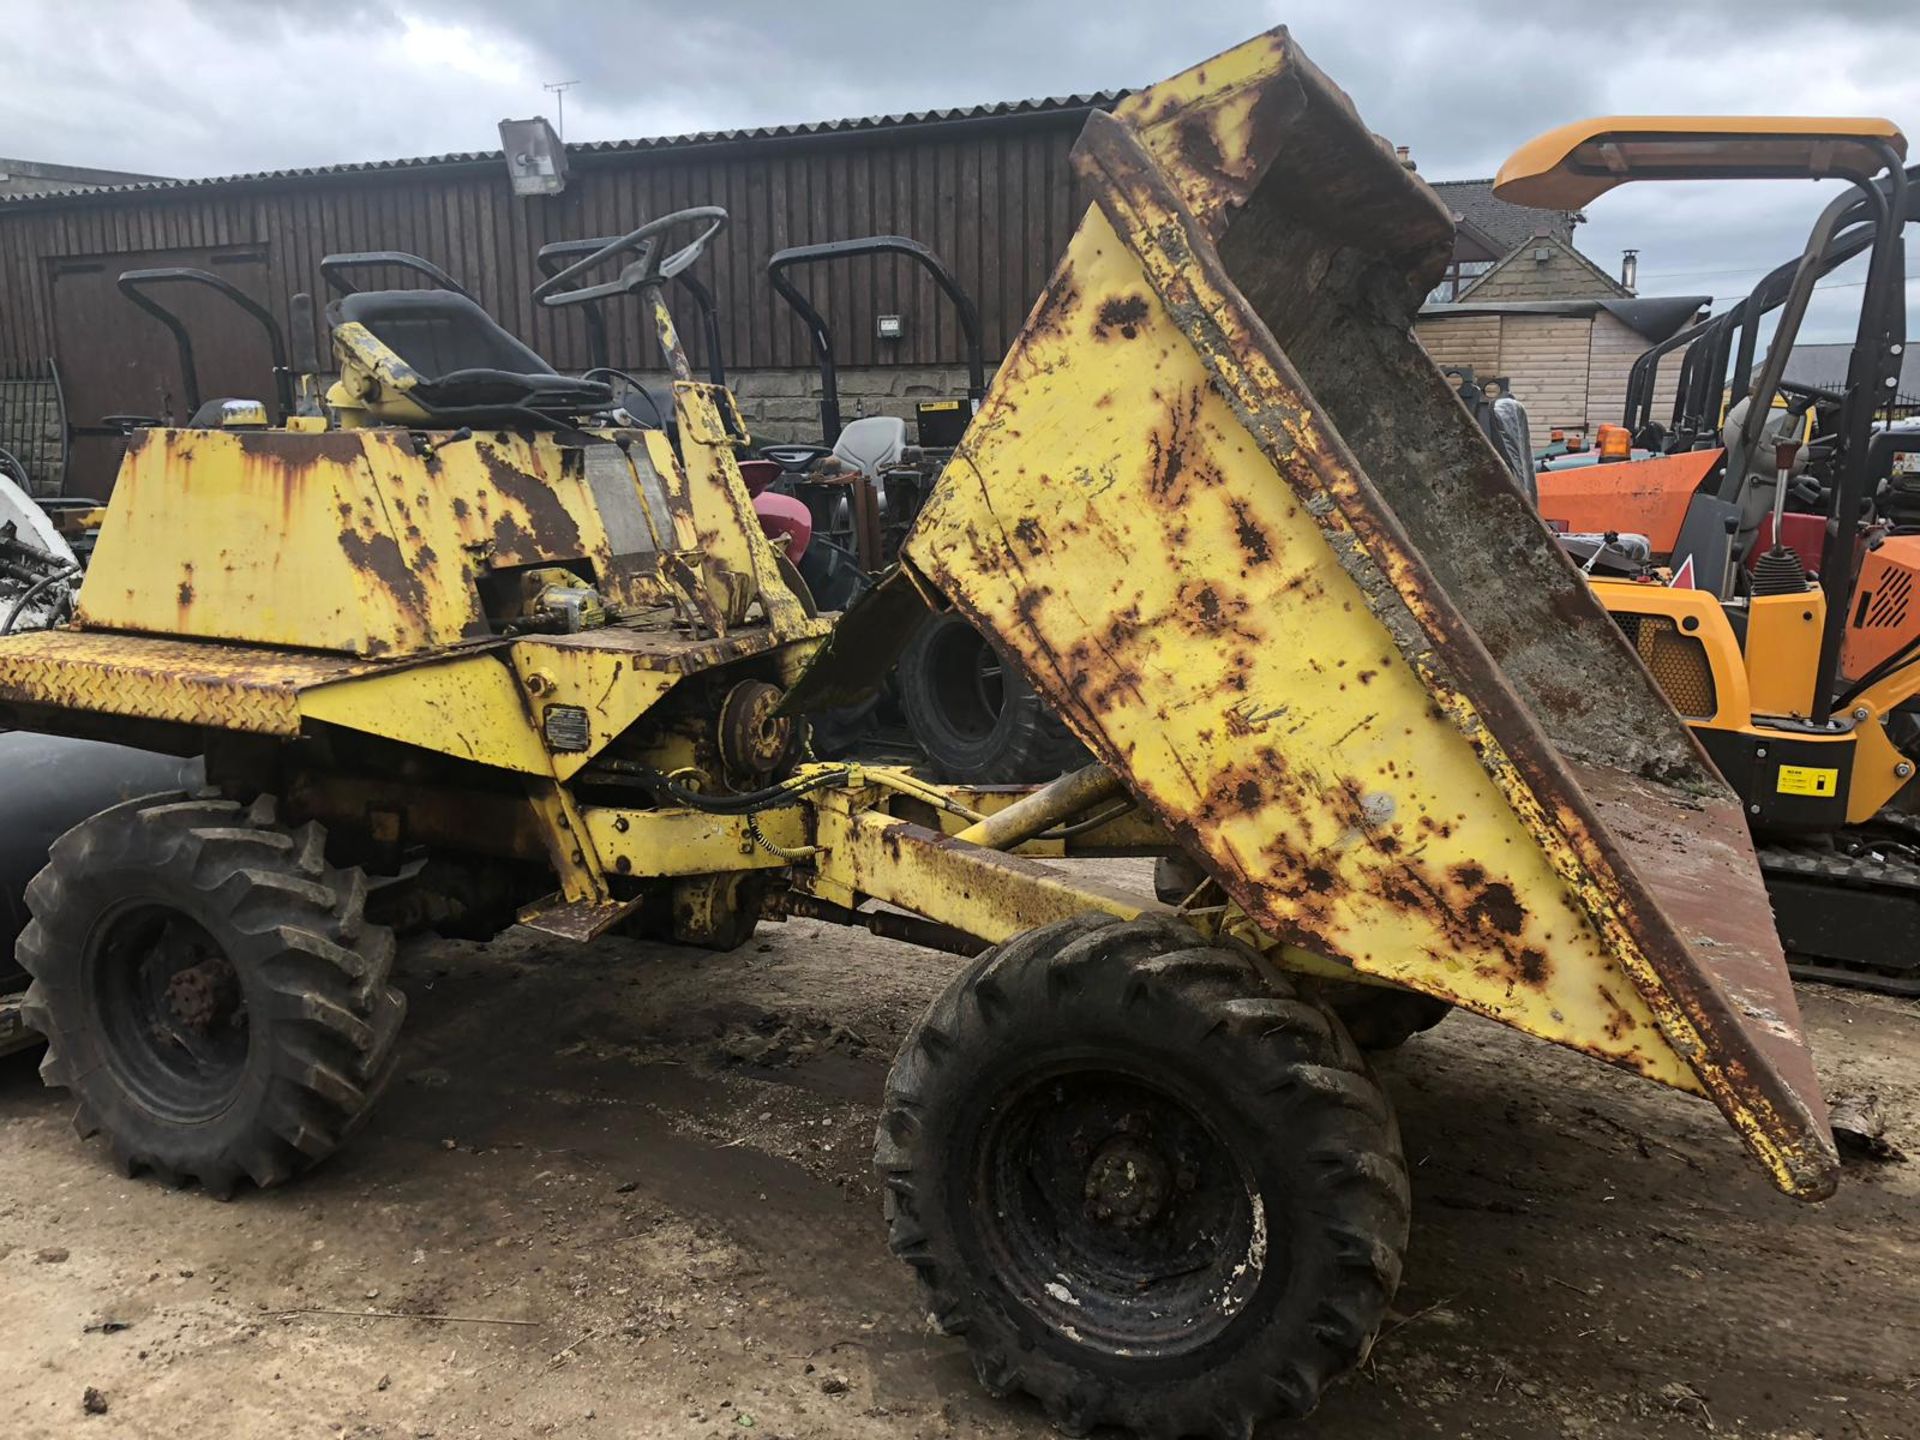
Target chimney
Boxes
[1621,248,1639,295]
[1395,144,1416,172]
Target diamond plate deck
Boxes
[0,630,390,734]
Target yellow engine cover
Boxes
[76,426,693,657]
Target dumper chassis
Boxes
[0,30,1841,1439]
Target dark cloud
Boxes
[2,0,1914,340]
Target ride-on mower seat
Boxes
[331,289,612,415]
[830,415,910,477]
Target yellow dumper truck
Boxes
[0,28,1835,1439]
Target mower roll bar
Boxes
[116,268,293,423]
[1721,171,1920,415]
[1622,165,1920,444]
[766,235,986,444]
[1806,146,1909,723]
[320,252,474,300]
[1623,321,1717,439]
[534,237,728,388]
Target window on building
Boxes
[1427,258,1494,304]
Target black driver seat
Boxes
[330,290,613,417]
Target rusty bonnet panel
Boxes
[72,427,694,658]
[902,28,1836,1198]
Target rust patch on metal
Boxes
[1227,498,1273,563]
[1094,294,1151,340]
[1145,387,1214,505]
[337,528,429,614]
[478,445,585,561]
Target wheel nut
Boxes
[1084,1137,1171,1229]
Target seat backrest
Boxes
[830,415,909,477]
[332,290,557,382]
[1487,395,1537,503]
[1671,493,1744,596]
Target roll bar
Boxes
[1808,147,1909,722]
[1623,178,1907,445]
[116,268,293,422]
[1623,320,1716,439]
[766,235,986,444]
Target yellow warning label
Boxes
[919,400,961,411]
[1776,765,1839,797]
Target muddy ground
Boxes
[2,865,1915,1440]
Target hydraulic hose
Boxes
[1,566,78,635]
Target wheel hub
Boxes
[976,1068,1262,1356]
[717,679,797,779]
[1084,1136,1171,1228]
[89,903,251,1121]
[162,953,239,1034]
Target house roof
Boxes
[0,92,1125,209]
[1428,178,1577,252]
[1420,295,1712,344]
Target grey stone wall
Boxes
[728,363,990,442]
[0,377,63,494]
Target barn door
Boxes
[50,245,273,497]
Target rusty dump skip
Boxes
[900,28,1837,1198]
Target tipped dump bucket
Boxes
[901,29,1837,1198]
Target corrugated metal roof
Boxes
[0,92,1126,209]
[1765,342,1920,398]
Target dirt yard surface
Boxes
[3,868,1915,1440]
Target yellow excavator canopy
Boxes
[1495,115,1908,208]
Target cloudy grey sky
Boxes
[4,0,1918,340]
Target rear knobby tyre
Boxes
[18,794,404,1197]
[897,610,1087,784]
[876,914,1408,1439]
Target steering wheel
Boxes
[533,207,728,309]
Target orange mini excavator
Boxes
[1500,118,1920,992]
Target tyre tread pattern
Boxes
[17,792,404,1196]
[896,612,1089,784]
[876,915,1408,1439]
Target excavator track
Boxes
[1760,815,1920,995]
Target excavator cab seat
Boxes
[330,289,614,417]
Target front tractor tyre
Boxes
[18,794,405,1197]
[875,914,1409,1439]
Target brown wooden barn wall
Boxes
[0,112,1098,387]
